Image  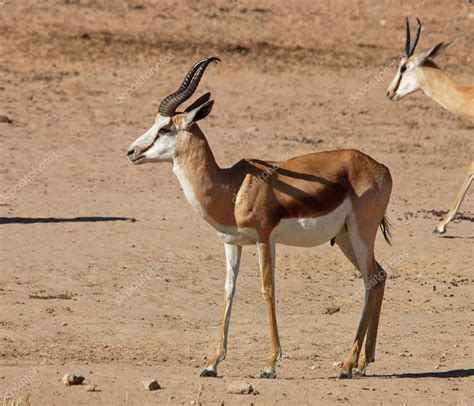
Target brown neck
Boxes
[417,62,474,117]
[174,124,222,186]
[173,125,238,227]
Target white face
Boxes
[127,99,214,165]
[127,114,178,164]
[386,58,421,101]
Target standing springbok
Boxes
[387,18,473,234]
[127,57,392,379]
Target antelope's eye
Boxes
[400,65,407,73]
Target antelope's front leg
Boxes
[257,240,282,379]
[200,243,242,377]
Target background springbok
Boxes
[387,17,473,234]
[127,57,393,379]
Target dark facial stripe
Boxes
[392,69,404,96]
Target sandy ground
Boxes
[0,0,473,405]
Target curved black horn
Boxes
[404,17,411,57]
[159,58,206,114]
[159,57,220,116]
[409,18,422,56]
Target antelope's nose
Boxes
[127,147,138,163]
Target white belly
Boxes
[215,199,351,247]
[274,199,351,247]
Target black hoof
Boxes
[352,368,366,377]
[200,368,217,378]
[433,227,445,235]
[339,371,352,379]
[259,369,277,379]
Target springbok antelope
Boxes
[127,57,392,379]
[387,17,473,234]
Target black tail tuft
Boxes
[380,216,392,245]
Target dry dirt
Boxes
[0,1,473,405]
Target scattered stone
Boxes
[85,384,96,392]
[62,373,85,386]
[0,115,13,124]
[142,379,160,391]
[323,306,340,315]
[226,381,253,395]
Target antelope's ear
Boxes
[414,40,455,66]
[182,100,214,129]
[185,92,211,112]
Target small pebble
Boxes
[323,306,340,315]
[62,373,85,386]
[142,379,160,391]
[85,384,96,392]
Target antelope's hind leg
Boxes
[257,239,281,379]
[353,260,387,376]
[337,217,382,379]
[200,244,242,377]
[434,161,473,235]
